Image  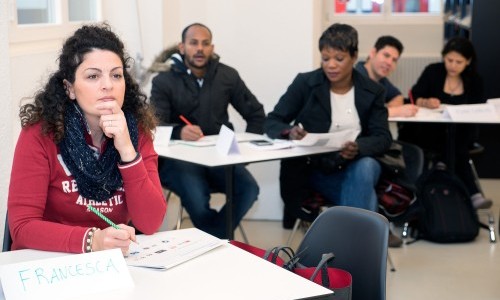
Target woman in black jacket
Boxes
[265,23,392,226]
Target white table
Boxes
[155,133,334,239]
[0,237,333,299]
[389,107,500,172]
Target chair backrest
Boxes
[3,212,12,252]
[399,140,424,184]
[296,206,389,300]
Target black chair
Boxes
[3,212,12,252]
[296,206,389,300]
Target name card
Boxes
[0,249,134,300]
[216,125,240,155]
[487,98,500,115]
[443,103,500,123]
[154,126,173,147]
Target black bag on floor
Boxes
[415,163,479,243]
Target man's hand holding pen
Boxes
[179,114,204,140]
[181,125,204,140]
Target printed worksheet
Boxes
[125,228,226,270]
[292,129,360,149]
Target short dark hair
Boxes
[181,23,212,43]
[319,23,358,57]
[374,35,404,55]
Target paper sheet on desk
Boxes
[176,135,218,147]
[293,129,360,149]
[443,103,499,122]
[125,228,226,270]
[247,139,294,150]
[396,107,445,121]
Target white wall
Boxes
[1,0,13,237]
[163,0,321,219]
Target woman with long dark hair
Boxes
[8,23,166,254]
[399,36,491,209]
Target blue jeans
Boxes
[309,157,381,212]
[160,159,259,238]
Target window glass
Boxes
[335,0,383,14]
[333,0,441,14]
[68,0,98,22]
[392,0,442,13]
[17,0,56,25]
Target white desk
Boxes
[389,106,500,123]
[0,236,333,299]
[155,133,334,239]
[389,106,500,172]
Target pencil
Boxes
[87,204,138,244]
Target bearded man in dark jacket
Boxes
[150,23,265,238]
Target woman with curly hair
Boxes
[7,23,166,254]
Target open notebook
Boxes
[125,228,226,270]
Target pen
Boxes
[179,114,193,126]
[87,204,139,244]
[179,114,204,137]
[408,89,415,105]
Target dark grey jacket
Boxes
[265,68,392,157]
[150,53,265,139]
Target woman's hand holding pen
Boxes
[340,141,358,160]
[289,124,307,140]
[92,224,137,256]
[417,97,441,109]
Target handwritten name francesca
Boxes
[17,258,119,291]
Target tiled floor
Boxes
[162,179,500,300]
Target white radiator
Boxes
[387,55,441,97]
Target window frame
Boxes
[8,0,102,46]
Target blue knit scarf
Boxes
[59,103,138,202]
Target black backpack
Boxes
[415,163,479,243]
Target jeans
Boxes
[160,159,259,238]
[309,157,381,212]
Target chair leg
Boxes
[469,159,497,243]
[388,251,396,272]
[238,224,249,244]
[176,205,184,230]
[286,219,302,246]
[478,210,497,243]
[402,221,410,239]
[488,212,497,243]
